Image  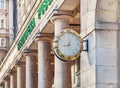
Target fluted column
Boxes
[16,61,25,88]
[35,35,53,88]
[23,49,37,88]
[9,71,17,88]
[51,11,74,88]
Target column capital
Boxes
[51,10,76,23]
[8,69,16,76]
[22,48,37,56]
[15,61,25,67]
[34,33,53,43]
[3,75,10,81]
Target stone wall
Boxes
[80,0,119,88]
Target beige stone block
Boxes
[81,66,96,88]
[96,84,117,88]
[81,50,96,71]
[96,0,118,22]
[96,10,117,22]
[81,49,96,67]
[80,85,96,88]
[81,15,86,32]
[82,85,95,88]
[87,31,96,51]
[117,53,120,66]
[96,66,117,83]
[86,11,95,30]
[81,11,95,33]
[88,49,96,66]
[80,54,89,70]
[81,0,87,16]
[95,21,118,30]
[96,48,117,66]
[80,31,87,39]
[80,29,87,38]
[86,25,95,35]
[96,30,117,48]
[81,0,97,15]
[97,0,118,11]
[87,0,97,11]
[81,51,87,57]
[89,85,96,88]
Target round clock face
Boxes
[53,29,83,61]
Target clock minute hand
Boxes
[69,38,71,45]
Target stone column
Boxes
[4,76,10,88]
[51,11,74,88]
[80,0,118,88]
[23,49,37,88]
[9,0,14,46]
[0,83,4,88]
[9,71,17,88]
[35,35,53,88]
[16,61,25,88]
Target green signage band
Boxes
[17,18,36,50]
[17,0,53,50]
[38,0,53,19]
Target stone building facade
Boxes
[0,0,118,88]
[0,0,14,64]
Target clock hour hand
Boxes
[63,38,71,46]
[63,42,70,46]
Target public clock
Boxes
[53,29,83,61]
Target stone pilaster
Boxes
[51,10,75,88]
[9,0,14,46]
[9,0,13,30]
[80,0,118,88]
[35,34,53,88]
[23,49,37,88]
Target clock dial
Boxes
[53,29,83,61]
[58,32,80,56]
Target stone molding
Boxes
[15,61,25,67]
[22,48,37,56]
[50,10,76,23]
[35,33,53,43]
